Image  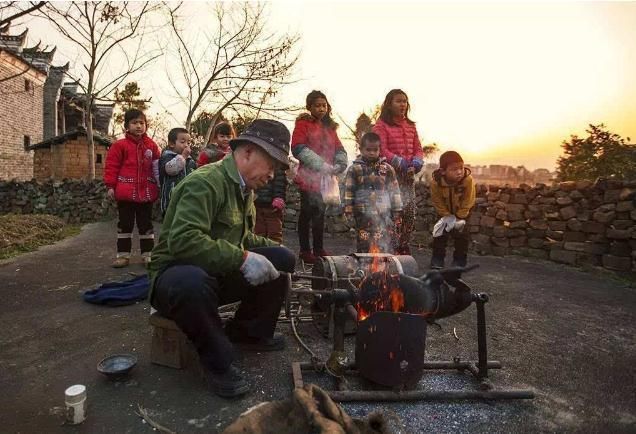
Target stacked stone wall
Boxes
[1,178,634,272]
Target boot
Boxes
[313,248,330,257]
[430,256,445,270]
[299,250,317,264]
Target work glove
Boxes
[391,156,409,174]
[271,197,285,211]
[411,158,423,174]
[240,251,280,286]
[454,219,466,231]
[432,215,457,238]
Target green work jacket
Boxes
[148,154,276,298]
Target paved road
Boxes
[0,220,634,433]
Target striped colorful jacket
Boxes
[344,156,403,217]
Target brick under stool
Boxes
[149,312,199,369]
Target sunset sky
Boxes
[16,1,636,170]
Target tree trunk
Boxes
[86,97,96,180]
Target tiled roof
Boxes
[29,127,113,150]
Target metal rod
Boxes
[423,360,502,370]
[298,360,502,371]
[291,362,304,389]
[475,294,489,379]
[328,389,535,402]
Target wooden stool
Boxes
[149,312,199,369]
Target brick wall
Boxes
[0,52,46,181]
[33,148,51,179]
[32,136,109,181]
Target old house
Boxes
[29,80,114,181]
[0,26,114,182]
[0,28,49,181]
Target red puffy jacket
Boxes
[291,114,347,192]
[372,118,423,166]
[104,133,161,203]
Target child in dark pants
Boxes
[104,109,160,267]
[253,168,287,243]
[430,151,476,269]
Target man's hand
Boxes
[240,251,280,286]
[107,188,115,200]
[272,197,285,211]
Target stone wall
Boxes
[0,179,116,223]
[0,51,46,181]
[1,178,634,272]
[284,179,636,273]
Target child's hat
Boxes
[230,119,290,168]
[439,151,463,169]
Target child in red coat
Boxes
[372,89,425,254]
[104,109,160,267]
[291,90,348,264]
[196,122,235,167]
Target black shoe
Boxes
[228,332,286,352]
[205,364,250,398]
[430,257,445,269]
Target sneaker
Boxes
[228,332,286,352]
[112,257,130,268]
[430,256,445,270]
[313,248,330,257]
[205,364,250,398]
[299,250,317,264]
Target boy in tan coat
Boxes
[430,151,475,268]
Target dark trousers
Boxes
[150,246,296,372]
[254,206,284,243]
[117,201,154,256]
[432,227,471,266]
[396,180,416,254]
[297,190,325,252]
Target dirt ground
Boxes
[0,220,634,433]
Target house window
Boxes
[24,79,32,92]
[96,154,103,164]
[23,135,31,150]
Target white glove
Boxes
[433,215,457,237]
[240,252,280,286]
[454,219,466,231]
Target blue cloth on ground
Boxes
[83,274,149,306]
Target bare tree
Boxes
[0,1,46,30]
[166,2,300,142]
[41,2,162,179]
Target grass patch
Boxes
[0,214,82,260]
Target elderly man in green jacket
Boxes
[148,119,295,398]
